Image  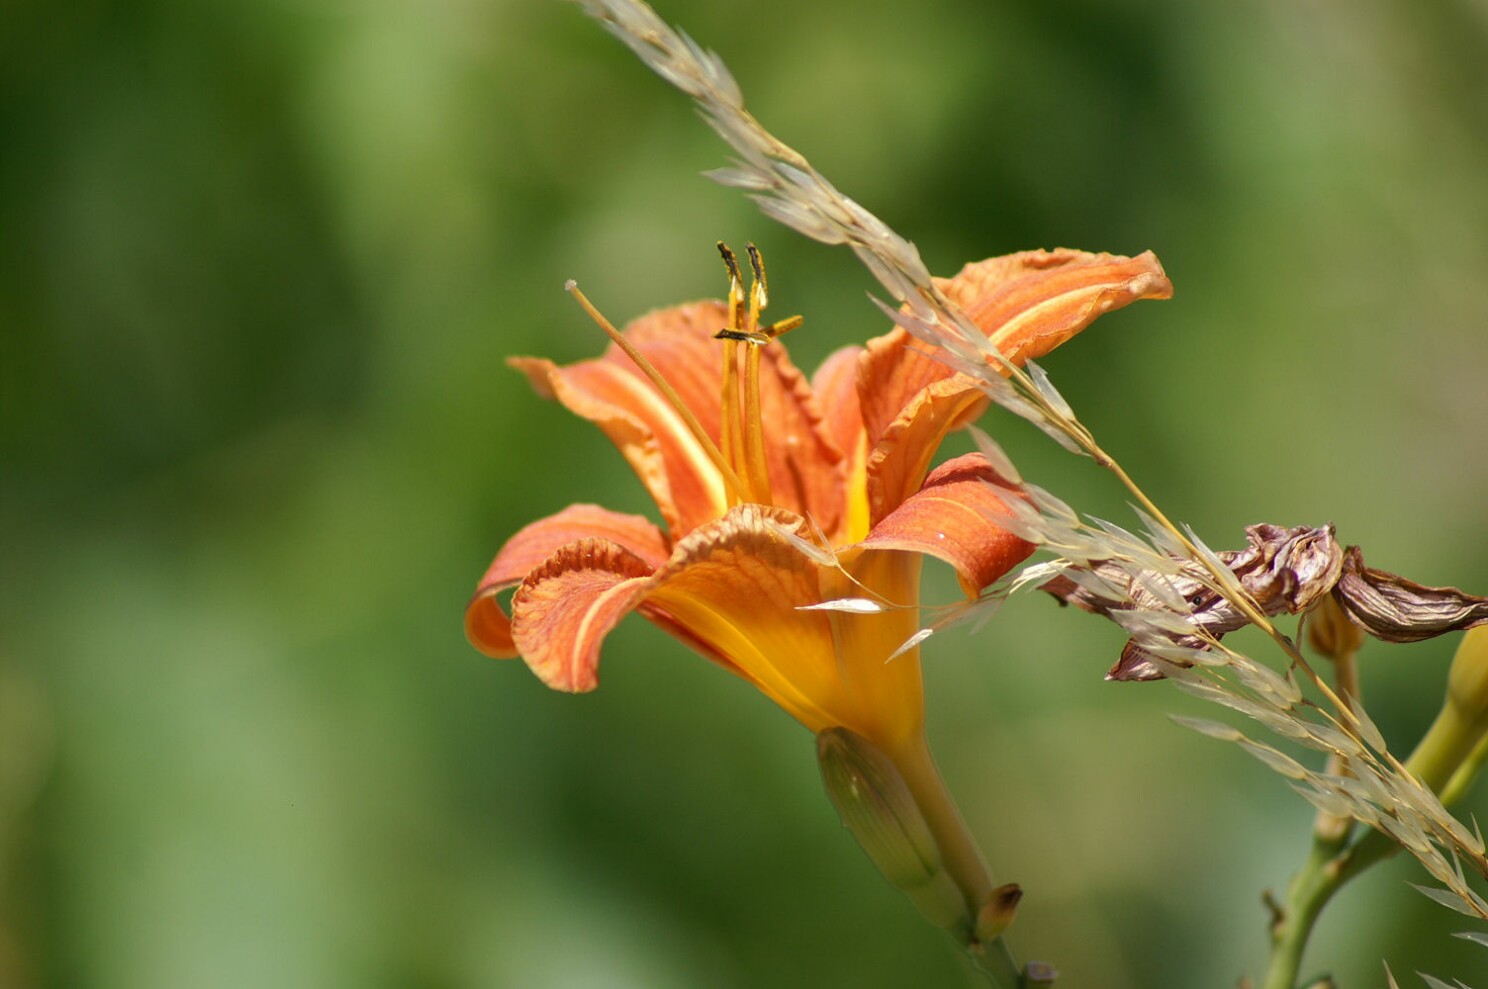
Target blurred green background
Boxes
[3,0,1487,986]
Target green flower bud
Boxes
[1405,628,1488,795]
[816,727,966,931]
[817,728,940,885]
[1447,626,1488,727]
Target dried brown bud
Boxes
[1044,524,1488,681]
[1306,594,1367,661]
[974,883,1023,941]
[1331,547,1488,643]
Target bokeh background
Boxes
[4,0,1487,985]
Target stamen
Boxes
[719,335,743,500]
[763,314,803,339]
[741,242,772,504]
[565,279,751,505]
[715,328,772,344]
[739,340,769,503]
[716,244,747,502]
[712,243,807,508]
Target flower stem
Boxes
[1262,627,1488,988]
[1261,840,1344,989]
[890,735,1026,987]
[1260,822,1400,989]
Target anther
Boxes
[715,328,770,345]
[717,241,743,285]
[718,241,745,331]
[746,242,768,309]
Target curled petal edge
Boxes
[509,539,660,692]
[465,505,670,659]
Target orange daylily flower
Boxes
[468,245,1169,739]
[467,244,1170,926]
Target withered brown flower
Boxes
[1043,524,1488,680]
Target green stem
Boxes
[891,735,1025,986]
[1260,825,1401,989]
[1262,670,1488,988]
[1439,729,1488,807]
[1261,634,1367,989]
[1261,839,1342,989]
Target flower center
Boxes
[565,244,801,515]
[712,242,803,508]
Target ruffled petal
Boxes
[859,248,1172,522]
[500,504,931,743]
[465,504,670,659]
[643,504,863,735]
[509,539,660,692]
[857,453,1035,598]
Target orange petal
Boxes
[643,505,861,735]
[510,351,727,537]
[946,248,1173,364]
[509,539,660,692]
[810,345,866,463]
[755,343,845,537]
[856,326,955,461]
[811,346,869,541]
[465,505,670,659]
[864,379,988,531]
[859,248,1171,522]
[825,549,928,750]
[857,453,1035,598]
